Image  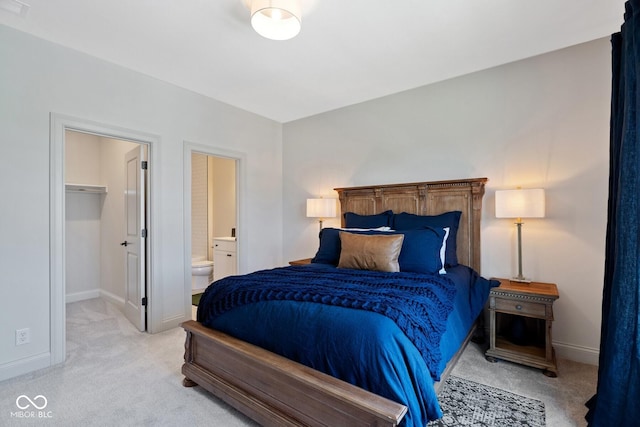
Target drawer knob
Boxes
[515,304,523,310]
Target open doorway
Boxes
[185,147,240,320]
[65,130,148,331]
[50,114,159,366]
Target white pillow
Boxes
[338,226,392,231]
[439,227,450,275]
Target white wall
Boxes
[283,38,611,365]
[0,24,283,381]
[65,131,102,301]
[65,192,102,301]
[65,131,101,184]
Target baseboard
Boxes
[99,289,125,307]
[0,352,51,382]
[65,289,100,303]
[65,289,125,306]
[553,341,599,366]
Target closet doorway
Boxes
[50,114,160,366]
[64,129,148,331]
[65,130,149,331]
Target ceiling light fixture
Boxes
[249,0,301,41]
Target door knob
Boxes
[120,241,129,247]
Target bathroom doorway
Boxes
[186,146,240,320]
[65,130,149,331]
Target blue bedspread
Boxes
[198,266,456,378]
[197,264,496,426]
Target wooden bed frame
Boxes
[182,177,487,426]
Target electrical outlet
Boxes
[16,328,30,346]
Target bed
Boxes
[182,177,491,426]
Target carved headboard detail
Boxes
[334,178,487,273]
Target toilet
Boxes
[191,258,214,293]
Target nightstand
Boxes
[289,258,312,266]
[485,278,559,377]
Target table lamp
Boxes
[495,188,545,283]
[306,198,337,232]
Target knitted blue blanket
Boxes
[198,266,457,378]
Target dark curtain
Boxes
[586,1,640,425]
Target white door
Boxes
[123,145,147,331]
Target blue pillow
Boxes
[393,211,462,267]
[311,228,343,265]
[396,227,446,274]
[344,210,393,228]
[311,227,446,274]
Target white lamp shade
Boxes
[306,198,337,219]
[250,0,301,41]
[495,189,545,219]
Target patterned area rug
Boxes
[428,375,546,427]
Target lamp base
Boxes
[510,276,532,284]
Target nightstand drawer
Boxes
[494,298,546,317]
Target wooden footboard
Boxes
[181,320,407,426]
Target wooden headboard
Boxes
[334,178,487,273]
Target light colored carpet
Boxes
[0,298,257,427]
[0,298,596,426]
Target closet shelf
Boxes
[65,183,108,194]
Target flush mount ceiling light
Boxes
[249,0,301,41]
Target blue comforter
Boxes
[197,264,495,426]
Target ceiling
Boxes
[0,0,626,123]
